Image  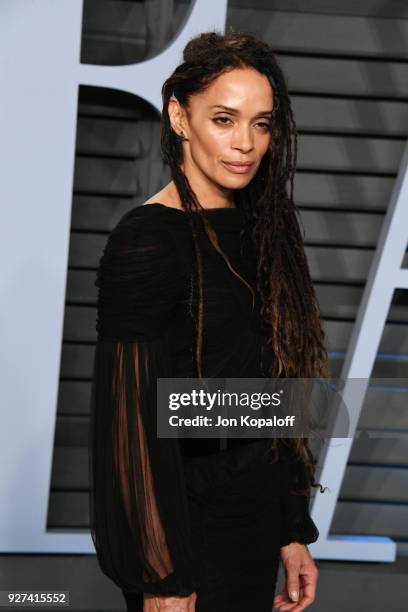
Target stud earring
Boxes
[179,131,188,141]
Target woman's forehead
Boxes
[190,68,275,112]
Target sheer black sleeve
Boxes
[88,207,196,596]
[279,440,319,548]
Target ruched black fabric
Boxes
[88,203,319,612]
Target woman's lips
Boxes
[222,161,254,174]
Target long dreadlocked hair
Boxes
[160,30,329,497]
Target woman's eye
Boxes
[213,117,271,130]
[213,117,232,125]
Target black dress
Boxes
[88,203,319,612]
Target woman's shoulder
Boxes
[97,205,185,292]
[96,205,187,335]
[99,205,182,274]
[115,202,174,227]
[108,203,180,244]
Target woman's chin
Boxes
[216,172,254,190]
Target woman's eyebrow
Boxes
[210,104,273,116]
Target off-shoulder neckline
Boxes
[142,202,240,214]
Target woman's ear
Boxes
[168,96,188,140]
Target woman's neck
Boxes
[172,171,234,209]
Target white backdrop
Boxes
[1,0,407,562]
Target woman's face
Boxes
[169,67,275,196]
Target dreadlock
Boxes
[160,29,329,497]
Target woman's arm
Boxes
[88,208,197,598]
[278,440,319,548]
[275,440,320,611]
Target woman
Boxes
[89,31,328,612]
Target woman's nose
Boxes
[230,125,254,152]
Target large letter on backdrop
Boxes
[0,0,228,553]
